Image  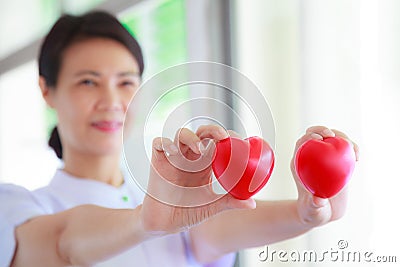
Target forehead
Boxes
[60,37,140,74]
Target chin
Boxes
[91,143,122,157]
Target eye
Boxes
[120,81,134,86]
[79,79,97,87]
[119,79,139,88]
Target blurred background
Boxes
[0,0,399,266]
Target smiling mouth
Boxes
[91,121,123,132]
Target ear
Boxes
[39,76,55,108]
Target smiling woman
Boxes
[0,10,243,267]
[38,11,143,163]
[41,38,141,165]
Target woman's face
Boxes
[46,38,140,157]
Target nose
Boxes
[97,85,124,112]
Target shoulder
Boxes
[0,183,37,204]
[0,184,46,267]
[0,183,45,224]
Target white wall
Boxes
[234,0,399,266]
[0,62,59,188]
[234,1,306,266]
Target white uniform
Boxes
[0,170,235,267]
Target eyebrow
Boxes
[74,70,140,77]
[117,71,141,77]
[74,70,100,77]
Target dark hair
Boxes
[49,127,63,159]
[40,10,144,159]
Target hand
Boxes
[291,126,359,227]
[140,125,256,235]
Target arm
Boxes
[189,126,359,263]
[12,204,151,267]
[12,128,254,267]
[189,200,311,263]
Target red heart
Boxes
[212,136,275,200]
[295,136,356,198]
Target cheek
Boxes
[123,90,138,128]
[123,108,135,138]
[57,108,84,144]
[56,95,91,129]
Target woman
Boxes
[0,11,358,267]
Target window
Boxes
[0,62,59,189]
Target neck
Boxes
[62,149,123,187]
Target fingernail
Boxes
[323,129,335,137]
[154,143,163,151]
[311,133,323,140]
[313,197,329,207]
[167,144,178,156]
[219,128,227,138]
[191,142,201,154]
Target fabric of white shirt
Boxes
[0,170,235,267]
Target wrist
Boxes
[296,195,331,228]
[135,204,169,239]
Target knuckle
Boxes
[152,137,161,145]
[306,125,326,133]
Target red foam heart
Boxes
[212,136,275,200]
[295,136,356,198]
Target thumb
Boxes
[312,195,329,208]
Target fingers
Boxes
[227,130,242,138]
[153,127,210,158]
[185,125,243,144]
[296,126,359,161]
[152,137,178,161]
[332,129,360,161]
[195,125,245,156]
[294,134,317,151]
[294,126,333,151]
[296,126,343,150]
[152,137,178,156]
[175,128,201,154]
[312,195,329,208]
[306,125,335,139]
[154,126,226,159]
[330,129,348,139]
[196,125,228,141]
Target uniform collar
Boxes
[48,169,141,208]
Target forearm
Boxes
[190,200,312,263]
[13,204,154,266]
[59,204,153,265]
